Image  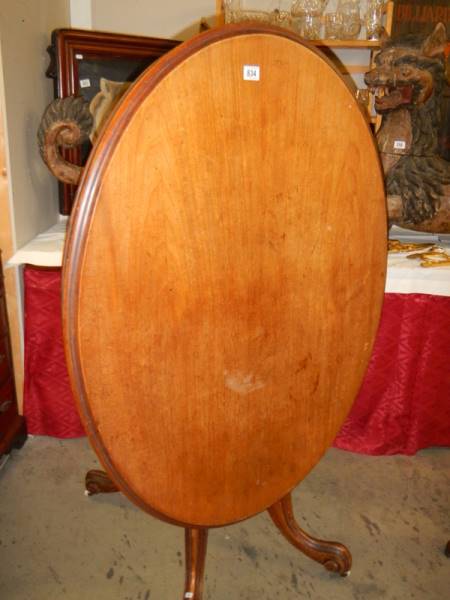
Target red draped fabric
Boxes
[23,267,85,438]
[23,266,450,454]
[334,293,450,455]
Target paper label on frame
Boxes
[79,78,91,88]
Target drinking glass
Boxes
[324,12,343,39]
[337,0,361,40]
[291,0,327,39]
[365,0,384,40]
[223,0,241,23]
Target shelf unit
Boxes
[313,39,382,48]
[215,1,393,43]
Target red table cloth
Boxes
[23,266,450,454]
[334,292,450,455]
[23,267,85,438]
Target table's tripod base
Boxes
[84,471,351,597]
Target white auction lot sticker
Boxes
[243,65,260,81]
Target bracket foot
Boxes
[85,469,119,496]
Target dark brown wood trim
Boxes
[51,28,180,100]
[0,414,26,457]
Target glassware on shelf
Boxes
[223,0,241,23]
[271,8,293,29]
[292,13,322,39]
[364,0,385,40]
[223,0,269,24]
[336,0,361,40]
[223,1,293,28]
[323,12,343,39]
[291,0,328,40]
[223,0,387,42]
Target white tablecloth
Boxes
[8,221,450,297]
[8,220,67,268]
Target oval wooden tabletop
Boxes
[63,24,387,527]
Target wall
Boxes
[0,1,70,250]
[91,0,216,41]
[0,0,70,409]
[70,0,92,29]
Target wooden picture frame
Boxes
[391,0,450,37]
[46,28,180,214]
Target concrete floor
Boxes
[0,437,449,600]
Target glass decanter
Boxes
[337,0,361,40]
[291,0,328,39]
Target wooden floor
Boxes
[0,437,448,599]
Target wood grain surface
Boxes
[63,24,387,527]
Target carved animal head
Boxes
[365,23,447,114]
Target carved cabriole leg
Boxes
[184,527,208,600]
[85,469,119,495]
[268,493,352,576]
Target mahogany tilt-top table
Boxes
[62,24,386,598]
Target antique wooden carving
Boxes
[366,22,450,232]
[63,24,386,598]
[38,96,92,186]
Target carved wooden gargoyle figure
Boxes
[37,95,93,185]
[365,23,450,233]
